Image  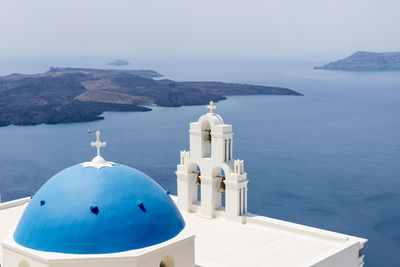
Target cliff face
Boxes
[315,51,400,71]
[0,68,301,127]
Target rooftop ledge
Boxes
[0,197,31,211]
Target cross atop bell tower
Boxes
[176,101,248,224]
[207,101,216,114]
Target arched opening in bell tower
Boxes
[201,120,212,158]
[213,167,226,210]
[188,163,202,204]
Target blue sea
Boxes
[0,57,399,267]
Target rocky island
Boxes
[315,51,400,71]
[47,67,162,79]
[0,67,301,127]
[107,59,129,66]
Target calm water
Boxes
[0,58,399,267]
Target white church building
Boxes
[0,101,367,267]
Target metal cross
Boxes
[91,131,106,157]
[207,101,216,113]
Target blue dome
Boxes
[14,164,185,254]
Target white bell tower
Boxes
[176,101,248,223]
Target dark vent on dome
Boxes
[137,201,147,213]
[90,206,99,215]
[40,200,46,206]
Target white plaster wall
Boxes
[135,238,195,267]
[2,247,48,267]
[49,259,136,267]
[3,235,194,267]
[48,238,194,267]
[310,242,361,267]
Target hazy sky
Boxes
[0,0,399,59]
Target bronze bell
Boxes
[195,173,201,186]
[205,130,211,143]
[217,178,226,193]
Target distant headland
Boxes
[0,67,301,127]
[315,51,400,71]
[48,67,162,79]
[107,59,129,66]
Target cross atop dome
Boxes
[82,131,114,169]
[207,101,216,114]
[91,131,106,159]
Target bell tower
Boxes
[176,101,248,223]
